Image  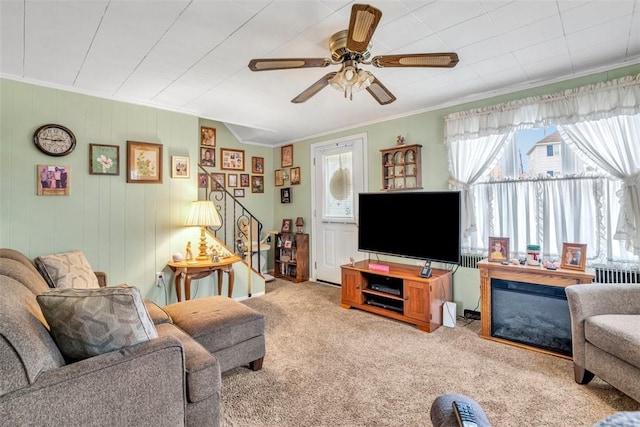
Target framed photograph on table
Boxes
[221,148,245,171]
[561,243,587,271]
[127,141,162,184]
[488,237,509,262]
[200,126,216,147]
[171,156,189,178]
[89,144,119,175]
[281,218,293,233]
[281,144,293,168]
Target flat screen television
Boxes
[358,191,461,264]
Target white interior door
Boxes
[311,134,367,285]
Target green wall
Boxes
[284,64,640,314]
[2,63,638,312]
[0,79,274,304]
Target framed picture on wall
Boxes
[200,126,216,147]
[240,173,250,187]
[200,147,215,167]
[89,144,119,175]
[561,243,587,271]
[37,165,70,196]
[251,157,264,174]
[227,173,238,187]
[251,175,264,193]
[281,188,291,204]
[233,188,245,198]
[127,141,162,184]
[221,148,245,171]
[281,144,293,168]
[211,173,225,190]
[171,156,189,178]
[290,166,300,185]
[198,173,208,188]
[488,237,509,262]
[275,169,285,186]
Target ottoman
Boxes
[430,393,491,427]
[164,295,266,373]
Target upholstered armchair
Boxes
[565,283,640,403]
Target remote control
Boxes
[452,401,479,427]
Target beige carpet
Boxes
[221,279,640,426]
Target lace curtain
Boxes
[445,74,640,257]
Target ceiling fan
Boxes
[248,3,459,105]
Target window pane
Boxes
[323,152,353,219]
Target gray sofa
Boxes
[0,248,266,426]
[566,282,640,403]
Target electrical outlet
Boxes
[156,272,164,287]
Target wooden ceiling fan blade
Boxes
[346,4,382,53]
[291,72,337,104]
[372,53,459,68]
[366,77,396,105]
[248,58,331,71]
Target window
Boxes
[445,74,639,267]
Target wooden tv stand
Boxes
[341,260,453,332]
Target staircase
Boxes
[200,166,267,297]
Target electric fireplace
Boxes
[491,279,571,356]
[478,260,594,358]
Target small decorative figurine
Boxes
[396,135,405,145]
[185,241,193,261]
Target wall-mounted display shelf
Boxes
[381,144,422,191]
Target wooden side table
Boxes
[167,255,242,301]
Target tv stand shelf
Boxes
[341,260,453,332]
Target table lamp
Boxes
[185,201,221,261]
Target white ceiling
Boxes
[1,0,639,147]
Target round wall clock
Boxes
[33,124,76,156]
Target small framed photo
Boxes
[251,175,264,193]
[281,218,293,233]
[275,169,285,186]
[227,173,238,187]
[281,144,293,168]
[488,237,509,262]
[37,165,70,196]
[240,173,250,187]
[281,188,291,204]
[290,166,301,185]
[201,126,216,147]
[252,156,264,174]
[127,141,162,184]
[233,188,245,198]
[561,243,587,271]
[221,148,245,171]
[211,173,225,191]
[171,156,189,178]
[200,147,215,167]
[89,144,119,175]
[198,173,208,188]
[284,239,292,248]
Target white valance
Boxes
[445,74,640,143]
